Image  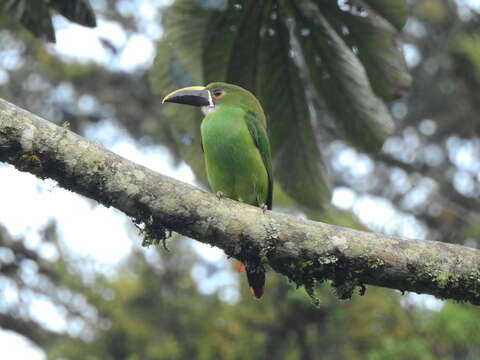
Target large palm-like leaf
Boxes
[291,2,399,151]
[1,0,96,42]
[201,2,330,207]
[150,0,213,184]
[150,0,411,211]
[254,2,331,209]
[361,0,408,30]
[319,1,411,100]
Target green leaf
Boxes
[151,0,412,208]
[151,0,212,94]
[321,4,411,100]
[50,0,96,27]
[256,3,331,209]
[0,0,97,42]
[203,1,265,90]
[292,1,395,151]
[1,0,24,14]
[457,34,480,81]
[150,0,215,184]
[20,0,55,42]
[150,38,207,183]
[361,0,408,30]
[203,1,331,209]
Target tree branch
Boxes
[1,98,480,305]
[0,313,60,347]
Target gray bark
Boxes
[1,98,480,305]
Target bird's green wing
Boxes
[244,110,273,209]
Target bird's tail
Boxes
[245,264,265,299]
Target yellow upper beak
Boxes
[162,86,211,107]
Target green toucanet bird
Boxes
[162,82,273,299]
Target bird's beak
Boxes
[162,86,213,107]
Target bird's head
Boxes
[162,82,264,117]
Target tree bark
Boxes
[1,98,480,305]
[0,313,60,347]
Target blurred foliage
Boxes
[1,222,479,359]
[0,222,99,347]
[0,0,96,42]
[458,34,480,81]
[0,0,480,359]
[45,246,480,360]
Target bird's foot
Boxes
[260,203,268,213]
[216,191,224,200]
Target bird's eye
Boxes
[212,89,226,100]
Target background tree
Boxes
[0,0,479,359]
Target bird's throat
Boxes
[201,105,218,116]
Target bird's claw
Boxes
[216,191,224,200]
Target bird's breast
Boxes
[200,108,268,203]
[201,109,256,167]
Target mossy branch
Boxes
[1,98,480,305]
